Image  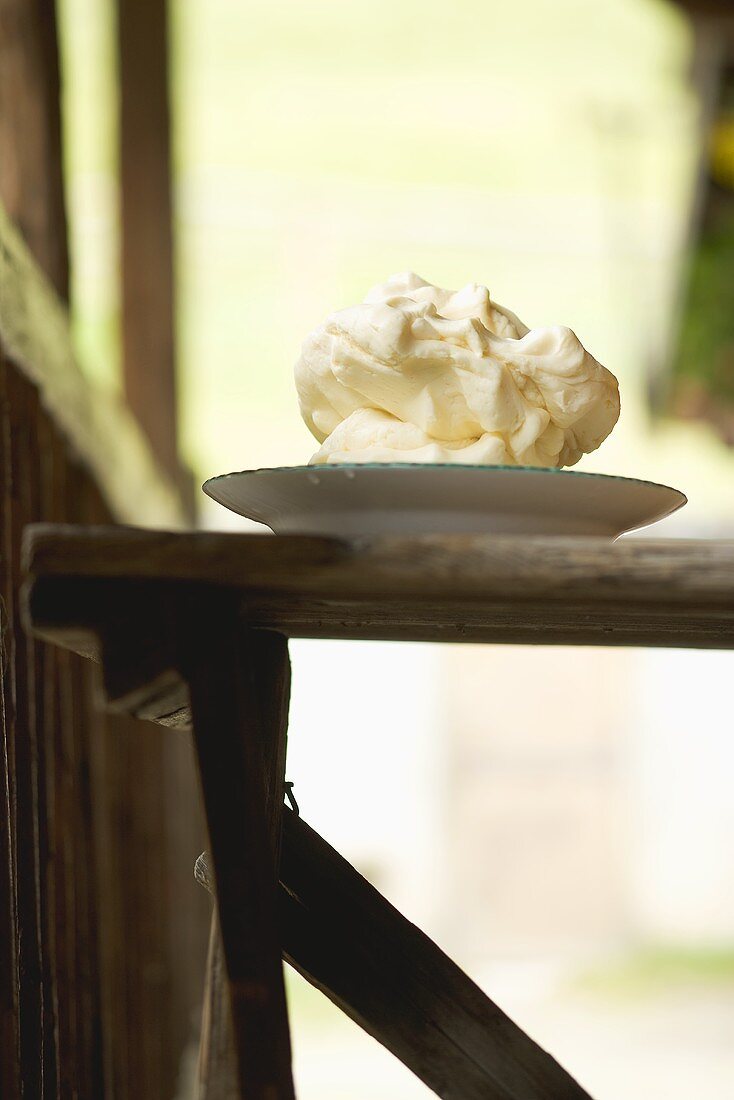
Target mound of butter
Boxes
[295,272,619,468]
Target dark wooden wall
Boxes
[0,0,210,1095]
[0,353,208,1099]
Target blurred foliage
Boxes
[673,70,734,444]
[675,188,734,401]
[711,114,734,191]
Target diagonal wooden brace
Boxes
[197,811,593,1100]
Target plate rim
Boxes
[203,462,688,506]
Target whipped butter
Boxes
[295,272,620,467]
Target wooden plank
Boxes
[0,354,21,1100]
[68,478,103,1099]
[7,369,44,1100]
[0,202,186,527]
[234,599,734,648]
[0,0,68,298]
[198,912,239,1100]
[185,621,295,1099]
[79,454,208,1100]
[22,528,734,656]
[86,700,130,1100]
[35,401,61,1099]
[0,633,20,1100]
[159,723,211,1092]
[22,526,734,606]
[54,596,80,1098]
[0,77,198,1086]
[28,573,734,660]
[0,373,202,1096]
[280,812,593,1098]
[116,0,181,487]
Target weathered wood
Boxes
[192,813,592,1100]
[29,573,734,661]
[198,914,239,1100]
[195,629,292,1099]
[23,524,734,604]
[1,196,205,1095]
[99,615,190,727]
[160,719,212,1081]
[0,355,22,1098]
[0,201,186,528]
[18,523,734,1096]
[36,401,61,1098]
[80,479,209,1100]
[7,370,44,1099]
[185,622,295,1099]
[281,812,592,1098]
[0,0,68,298]
[117,0,182,489]
[23,526,734,656]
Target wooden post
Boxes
[116,0,181,488]
[0,0,69,299]
[186,622,295,1100]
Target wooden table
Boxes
[22,524,734,1100]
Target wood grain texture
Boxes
[194,632,292,1099]
[23,526,734,654]
[18,525,734,1095]
[0,0,68,298]
[185,622,295,1099]
[0,358,23,1098]
[1,237,205,1095]
[193,814,593,1100]
[198,913,239,1100]
[7,370,44,1100]
[280,811,592,1099]
[23,524,734,602]
[79,485,209,1100]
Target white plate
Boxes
[203,464,686,538]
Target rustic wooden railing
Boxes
[0,202,209,1098]
[22,523,734,1098]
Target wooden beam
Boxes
[0,0,68,299]
[116,0,181,487]
[185,623,295,1099]
[22,527,734,654]
[196,812,593,1100]
[22,525,734,608]
[280,811,592,1098]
